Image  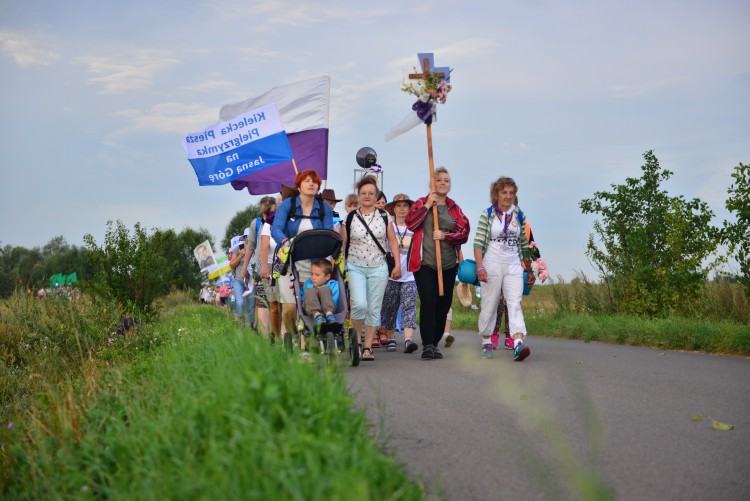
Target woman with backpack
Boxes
[473,176,536,361]
[341,175,402,361]
[271,170,333,354]
[490,195,541,352]
[241,196,277,337]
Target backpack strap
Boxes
[379,209,389,228]
[344,210,356,259]
[287,195,326,222]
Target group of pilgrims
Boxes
[226,167,538,362]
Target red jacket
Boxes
[405,195,470,273]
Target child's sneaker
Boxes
[490,331,499,350]
[513,341,531,362]
[504,335,514,350]
[482,344,493,359]
[314,315,325,328]
[325,313,336,323]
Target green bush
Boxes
[722,162,750,299]
[580,150,720,317]
[84,220,174,319]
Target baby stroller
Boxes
[286,229,359,366]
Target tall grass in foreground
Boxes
[0,293,122,429]
[4,301,424,500]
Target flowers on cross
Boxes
[402,68,453,104]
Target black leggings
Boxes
[414,265,458,347]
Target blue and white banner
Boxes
[182,103,294,186]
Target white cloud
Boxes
[110,102,217,139]
[0,31,58,67]
[181,77,239,93]
[237,0,390,30]
[77,49,180,94]
[609,77,685,98]
[234,46,308,63]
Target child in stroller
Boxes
[287,229,359,365]
[301,259,339,328]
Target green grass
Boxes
[448,282,750,356]
[524,313,750,355]
[4,302,424,500]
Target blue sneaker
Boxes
[513,342,531,362]
[482,344,493,359]
[314,315,325,327]
[325,314,336,323]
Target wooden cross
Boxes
[408,61,445,81]
[408,54,447,295]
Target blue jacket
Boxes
[271,196,333,244]
[301,278,340,306]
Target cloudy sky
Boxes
[1,0,748,280]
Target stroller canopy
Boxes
[289,229,343,262]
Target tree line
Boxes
[1,151,746,321]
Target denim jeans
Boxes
[232,278,256,325]
[346,262,388,326]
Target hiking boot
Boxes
[433,346,444,359]
[421,344,435,359]
[490,331,499,350]
[443,333,455,348]
[482,344,493,359]
[404,338,418,353]
[513,342,531,362]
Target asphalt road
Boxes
[345,332,750,501]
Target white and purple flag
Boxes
[219,75,330,195]
[183,103,293,186]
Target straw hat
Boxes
[456,282,473,308]
[384,193,414,216]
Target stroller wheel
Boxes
[349,327,360,367]
[325,331,336,365]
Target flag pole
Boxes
[291,158,299,175]
[423,58,443,296]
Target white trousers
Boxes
[478,260,527,339]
